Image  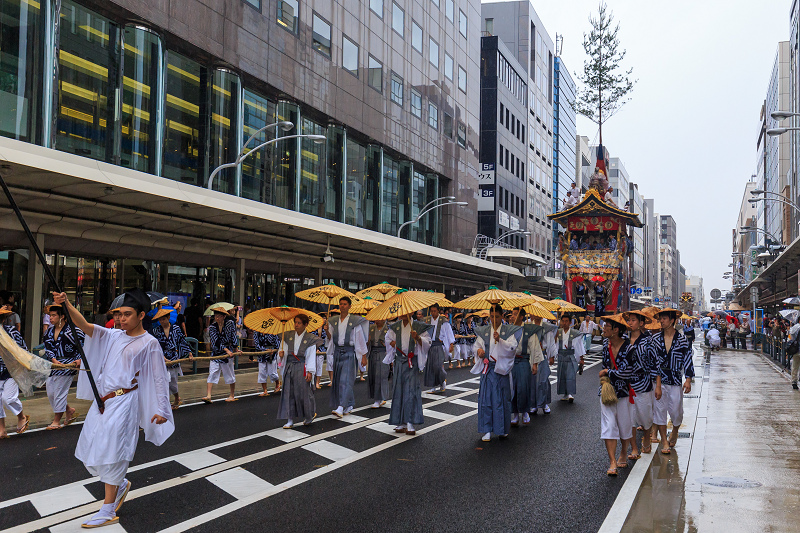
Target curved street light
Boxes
[740,225,781,244]
[493,229,531,246]
[207,121,325,190]
[397,198,468,239]
[748,196,800,215]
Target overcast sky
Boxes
[509,0,790,304]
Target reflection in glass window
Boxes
[458,66,467,93]
[445,0,453,21]
[392,2,404,37]
[369,0,383,17]
[241,89,276,203]
[412,21,423,52]
[411,171,426,242]
[431,0,439,8]
[459,10,467,37]
[244,0,261,9]
[345,138,365,228]
[410,90,422,118]
[277,0,299,33]
[208,70,241,195]
[274,101,298,209]
[382,154,398,234]
[326,125,344,221]
[429,38,438,69]
[312,13,331,57]
[444,53,453,80]
[368,56,383,92]
[428,102,438,129]
[120,26,162,174]
[300,118,326,217]
[57,1,117,161]
[390,72,403,106]
[342,35,359,76]
[163,52,204,185]
[443,112,453,138]
[457,121,466,148]
[0,0,43,142]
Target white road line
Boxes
[206,468,274,500]
[422,409,455,420]
[49,516,128,533]
[264,428,310,443]
[301,440,357,462]
[450,399,479,409]
[3,389,480,533]
[155,409,479,533]
[174,450,226,471]
[337,413,368,424]
[364,422,404,436]
[28,485,96,517]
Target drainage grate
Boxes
[697,477,762,489]
[684,395,699,398]
[677,431,692,438]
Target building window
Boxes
[243,0,261,9]
[429,38,439,69]
[241,89,276,203]
[410,89,422,117]
[444,53,453,80]
[431,0,439,8]
[392,2,404,37]
[163,52,204,186]
[370,0,383,17]
[208,70,241,195]
[443,112,453,138]
[459,10,467,37]
[390,71,404,106]
[485,18,494,35]
[457,122,466,147]
[368,56,383,92]
[458,66,467,93]
[412,21,423,52]
[342,35,359,76]
[428,102,438,129]
[445,0,454,22]
[312,14,331,57]
[277,0,299,33]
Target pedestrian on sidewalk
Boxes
[277,314,323,428]
[598,314,635,476]
[652,309,694,454]
[0,307,31,438]
[325,297,368,418]
[706,324,721,351]
[150,308,193,410]
[624,310,656,457]
[43,304,84,429]
[202,308,239,404]
[788,318,800,390]
[53,289,173,529]
[471,304,520,441]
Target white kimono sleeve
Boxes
[304,343,317,375]
[383,329,396,365]
[544,331,558,359]
[529,335,544,366]
[492,335,519,376]
[571,334,587,359]
[76,324,108,401]
[470,336,486,375]
[325,335,335,370]
[440,322,456,351]
[352,325,368,357]
[279,340,289,380]
[414,330,432,371]
[137,338,175,446]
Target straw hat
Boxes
[0,307,12,316]
[153,308,172,321]
[603,313,628,331]
[623,310,653,325]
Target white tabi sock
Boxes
[343,406,353,414]
[371,401,380,408]
[283,419,294,428]
[83,503,117,527]
[511,414,519,424]
[522,412,530,424]
[482,432,491,442]
[406,423,415,432]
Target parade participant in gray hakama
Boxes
[528,316,557,414]
[424,303,455,393]
[277,314,324,428]
[554,314,586,402]
[325,297,368,418]
[510,308,544,426]
[367,320,391,407]
[471,304,520,442]
[383,314,432,435]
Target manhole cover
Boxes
[697,477,762,488]
[677,431,691,438]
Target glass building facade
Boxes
[0,0,481,248]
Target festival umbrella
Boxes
[350,296,381,315]
[147,291,169,306]
[365,289,444,321]
[780,309,800,321]
[522,302,557,320]
[782,296,800,305]
[204,302,235,317]
[591,275,606,283]
[437,296,455,307]
[513,291,561,312]
[467,310,490,319]
[451,286,527,310]
[550,299,586,313]
[296,283,362,317]
[244,306,324,335]
[356,282,400,302]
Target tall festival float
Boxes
[548,167,643,316]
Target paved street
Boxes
[0,349,634,533]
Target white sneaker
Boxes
[481,432,491,442]
[283,420,294,429]
[544,404,551,413]
[522,412,531,424]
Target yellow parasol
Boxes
[366,289,445,321]
[350,296,381,315]
[511,291,562,312]
[550,299,586,313]
[522,302,557,321]
[452,286,527,310]
[467,310,490,319]
[295,282,363,318]
[437,297,455,307]
[356,282,400,302]
[244,306,324,335]
[204,302,235,317]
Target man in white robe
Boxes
[54,288,174,529]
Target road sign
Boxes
[711,288,721,299]
[630,287,636,294]
[654,298,660,303]
[636,288,643,295]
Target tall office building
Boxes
[552,55,576,270]
[658,214,680,305]
[764,41,792,245]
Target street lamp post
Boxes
[740,225,781,244]
[206,120,325,190]
[396,197,468,239]
[493,229,531,246]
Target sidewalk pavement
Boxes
[618,344,800,532]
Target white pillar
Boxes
[24,233,45,349]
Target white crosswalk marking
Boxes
[174,450,226,471]
[264,427,309,442]
[423,408,455,420]
[49,516,128,533]
[29,485,96,517]
[301,439,358,461]
[207,467,275,500]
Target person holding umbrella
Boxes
[367,319,391,408]
[150,308,193,410]
[553,313,586,403]
[424,303,454,393]
[202,307,240,404]
[510,307,545,426]
[277,313,324,428]
[325,297,368,418]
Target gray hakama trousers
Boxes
[388,354,424,426]
[556,351,578,396]
[277,356,316,423]
[330,346,357,409]
[478,361,512,435]
[530,359,552,409]
[511,358,532,414]
[423,341,447,387]
[367,346,391,402]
